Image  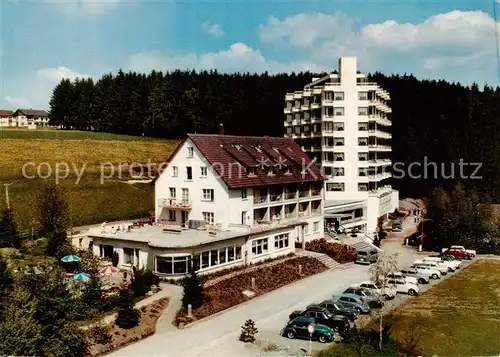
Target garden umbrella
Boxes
[61,255,81,263]
[73,272,91,282]
[99,265,119,285]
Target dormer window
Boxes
[232,144,242,150]
[284,168,292,175]
[267,168,275,176]
[248,168,256,176]
[187,147,194,157]
[255,146,262,153]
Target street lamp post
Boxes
[419,218,433,252]
[307,323,315,356]
[4,183,12,209]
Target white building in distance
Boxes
[284,57,399,236]
[88,131,325,277]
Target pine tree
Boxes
[0,255,13,318]
[115,289,140,329]
[181,267,205,309]
[0,208,21,248]
[37,183,71,258]
[239,319,258,343]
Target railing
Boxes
[269,194,282,202]
[299,191,310,198]
[284,192,297,200]
[284,213,296,219]
[311,207,322,215]
[298,211,309,217]
[158,199,192,208]
[254,196,267,204]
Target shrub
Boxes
[239,319,258,343]
[181,269,205,309]
[115,290,140,329]
[89,324,112,345]
[305,239,357,263]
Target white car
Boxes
[425,256,460,271]
[386,272,418,285]
[412,265,442,279]
[353,281,397,300]
[386,279,420,296]
[399,267,430,284]
[423,257,456,273]
[413,260,448,275]
[441,245,476,257]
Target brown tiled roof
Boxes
[187,134,325,189]
[14,109,49,117]
[0,110,13,117]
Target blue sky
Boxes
[0,0,497,109]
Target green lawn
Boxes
[320,260,500,357]
[0,129,179,231]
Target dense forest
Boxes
[48,70,500,201]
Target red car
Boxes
[442,248,473,260]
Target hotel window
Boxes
[294,113,301,120]
[358,91,369,100]
[286,101,293,109]
[324,107,334,117]
[210,249,218,266]
[268,168,275,176]
[201,166,207,177]
[172,166,178,176]
[294,126,301,134]
[358,153,369,161]
[295,100,301,108]
[304,224,309,234]
[169,187,176,198]
[334,92,344,100]
[182,188,189,202]
[252,238,269,256]
[304,125,310,133]
[274,233,289,250]
[324,92,333,101]
[286,114,292,122]
[358,183,369,191]
[326,183,345,192]
[202,189,214,201]
[187,147,194,157]
[248,168,256,176]
[333,168,345,176]
[334,138,344,146]
[333,153,344,161]
[201,251,209,268]
[313,221,320,233]
[123,248,134,264]
[202,212,214,224]
[241,189,247,199]
[186,166,192,180]
[358,122,368,131]
[168,210,176,221]
[358,107,368,116]
[358,137,368,146]
[358,168,368,176]
[333,122,344,131]
[218,248,226,264]
[324,122,334,132]
[286,127,293,135]
[324,137,334,147]
[334,107,344,116]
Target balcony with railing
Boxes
[311,188,322,197]
[299,190,310,199]
[269,194,283,202]
[158,199,192,210]
[284,191,297,200]
[254,195,268,205]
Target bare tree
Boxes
[368,252,400,351]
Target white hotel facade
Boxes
[87,133,325,277]
[284,57,399,235]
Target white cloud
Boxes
[45,0,129,17]
[202,22,225,37]
[36,66,91,83]
[4,96,30,108]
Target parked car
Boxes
[288,307,352,332]
[386,272,418,285]
[307,300,359,320]
[281,316,334,343]
[352,281,396,300]
[422,257,455,272]
[343,287,384,308]
[424,256,459,271]
[334,294,371,314]
[440,254,463,268]
[386,279,420,296]
[392,221,402,232]
[355,248,379,265]
[441,245,476,257]
[413,260,448,275]
[399,267,430,284]
[441,246,474,260]
[412,264,441,279]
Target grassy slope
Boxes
[322,260,500,357]
[0,129,179,231]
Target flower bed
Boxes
[305,238,357,263]
[86,297,169,356]
[179,256,327,323]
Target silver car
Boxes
[334,293,371,314]
[400,267,430,284]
